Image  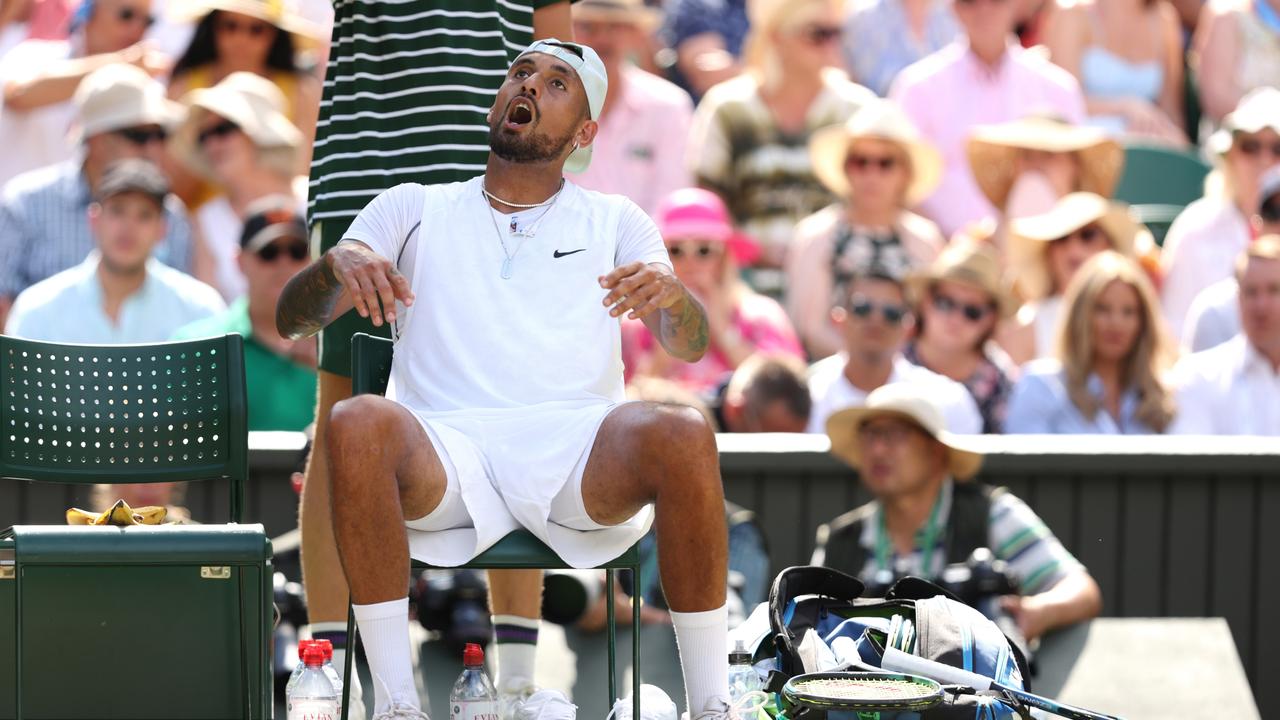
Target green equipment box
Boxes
[0,524,273,719]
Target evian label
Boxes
[451,700,499,720]
[288,699,338,720]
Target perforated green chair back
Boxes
[0,334,249,522]
[1113,144,1211,207]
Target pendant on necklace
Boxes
[510,217,518,233]
[501,257,513,279]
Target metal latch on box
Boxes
[1,548,13,580]
[200,566,231,579]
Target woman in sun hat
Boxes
[1160,87,1280,342]
[903,239,1018,433]
[999,192,1143,364]
[621,187,804,396]
[169,71,304,301]
[164,0,323,206]
[786,98,944,360]
[1006,250,1176,433]
[966,114,1124,244]
[688,0,876,290]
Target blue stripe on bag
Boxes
[961,623,974,672]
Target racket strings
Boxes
[792,677,937,700]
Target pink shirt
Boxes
[569,64,694,217]
[889,42,1086,236]
[622,291,804,394]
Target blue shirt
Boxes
[4,253,225,344]
[843,0,961,96]
[0,160,193,298]
[1005,359,1157,434]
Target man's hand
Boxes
[599,261,682,320]
[601,262,709,362]
[326,241,415,327]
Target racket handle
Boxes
[881,648,994,691]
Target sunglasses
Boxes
[846,153,899,172]
[1236,137,1280,159]
[931,292,993,323]
[256,240,309,263]
[216,16,274,37]
[115,126,167,145]
[197,119,241,146]
[956,0,1010,6]
[115,6,155,26]
[1051,225,1107,246]
[848,296,908,324]
[857,420,919,446]
[803,24,842,45]
[667,242,721,260]
[1262,196,1280,223]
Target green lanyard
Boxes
[875,489,945,580]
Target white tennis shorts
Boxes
[399,399,654,569]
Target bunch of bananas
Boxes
[66,499,168,526]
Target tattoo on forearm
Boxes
[276,258,342,340]
[660,289,710,361]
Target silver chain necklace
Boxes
[481,179,564,209]
[483,181,565,279]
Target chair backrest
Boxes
[0,334,249,522]
[1113,144,1211,207]
[352,332,395,397]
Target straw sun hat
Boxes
[1008,192,1141,298]
[966,116,1124,209]
[906,239,1015,318]
[826,383,984,481]
[71,64,183,144]
[172,0,327,42]
[169,72,302,181]
[810,100,943,206]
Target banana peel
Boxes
[66,499,168,526]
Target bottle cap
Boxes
[463,642,485,667]
[728,638,752,664]
[302,644,326,667]
[313,638,334,660]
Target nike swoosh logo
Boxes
[553,249,586,258]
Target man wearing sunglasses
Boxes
[173,196,317,432]
[4,158,223,343]
[0,0,165,186]
[806,269,982,435]
[0,63,193,332]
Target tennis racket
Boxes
[881,647,1125,720]
[782,671,944,714]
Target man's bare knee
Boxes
[327,395,408,470]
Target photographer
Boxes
[812,383,1101,642]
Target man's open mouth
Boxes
[505,98,536,128]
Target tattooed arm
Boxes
[276,240,415,340]
[600,262,709,362]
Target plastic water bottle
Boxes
[288,643,339,720]
[727,639,763,719]
[313,639,345,716]
[285,639,315,699]
[449,643,498,720]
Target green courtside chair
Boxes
[340,333,642,720]
[1113,143,1212,246]
[0,334,272,719]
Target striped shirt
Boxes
[0,161,193,299]
[308,0,562,227]
[853,480,1082,595]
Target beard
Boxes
[488,108,577,164]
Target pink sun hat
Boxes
[654,188,761,266]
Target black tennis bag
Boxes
[765,565,1032,719]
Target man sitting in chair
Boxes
[277,40,735,720]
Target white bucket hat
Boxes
[71,64,183,144]
[1209,87,1280,157]
[169,71,302,181]
[826,383,984,481]
[515,39,608,174]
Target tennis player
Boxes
[277,40,732,720]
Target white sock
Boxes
[670,605,730,715]
[492,613,539,691]
[353,598,418,714]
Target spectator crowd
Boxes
[1,0,1277,444]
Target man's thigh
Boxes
[331,394,448,522]
[578,401,716,525]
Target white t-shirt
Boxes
[806,353,984,434]
[0,39,78,189]
[1168,335,1280,436]
[344,177,670,413]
